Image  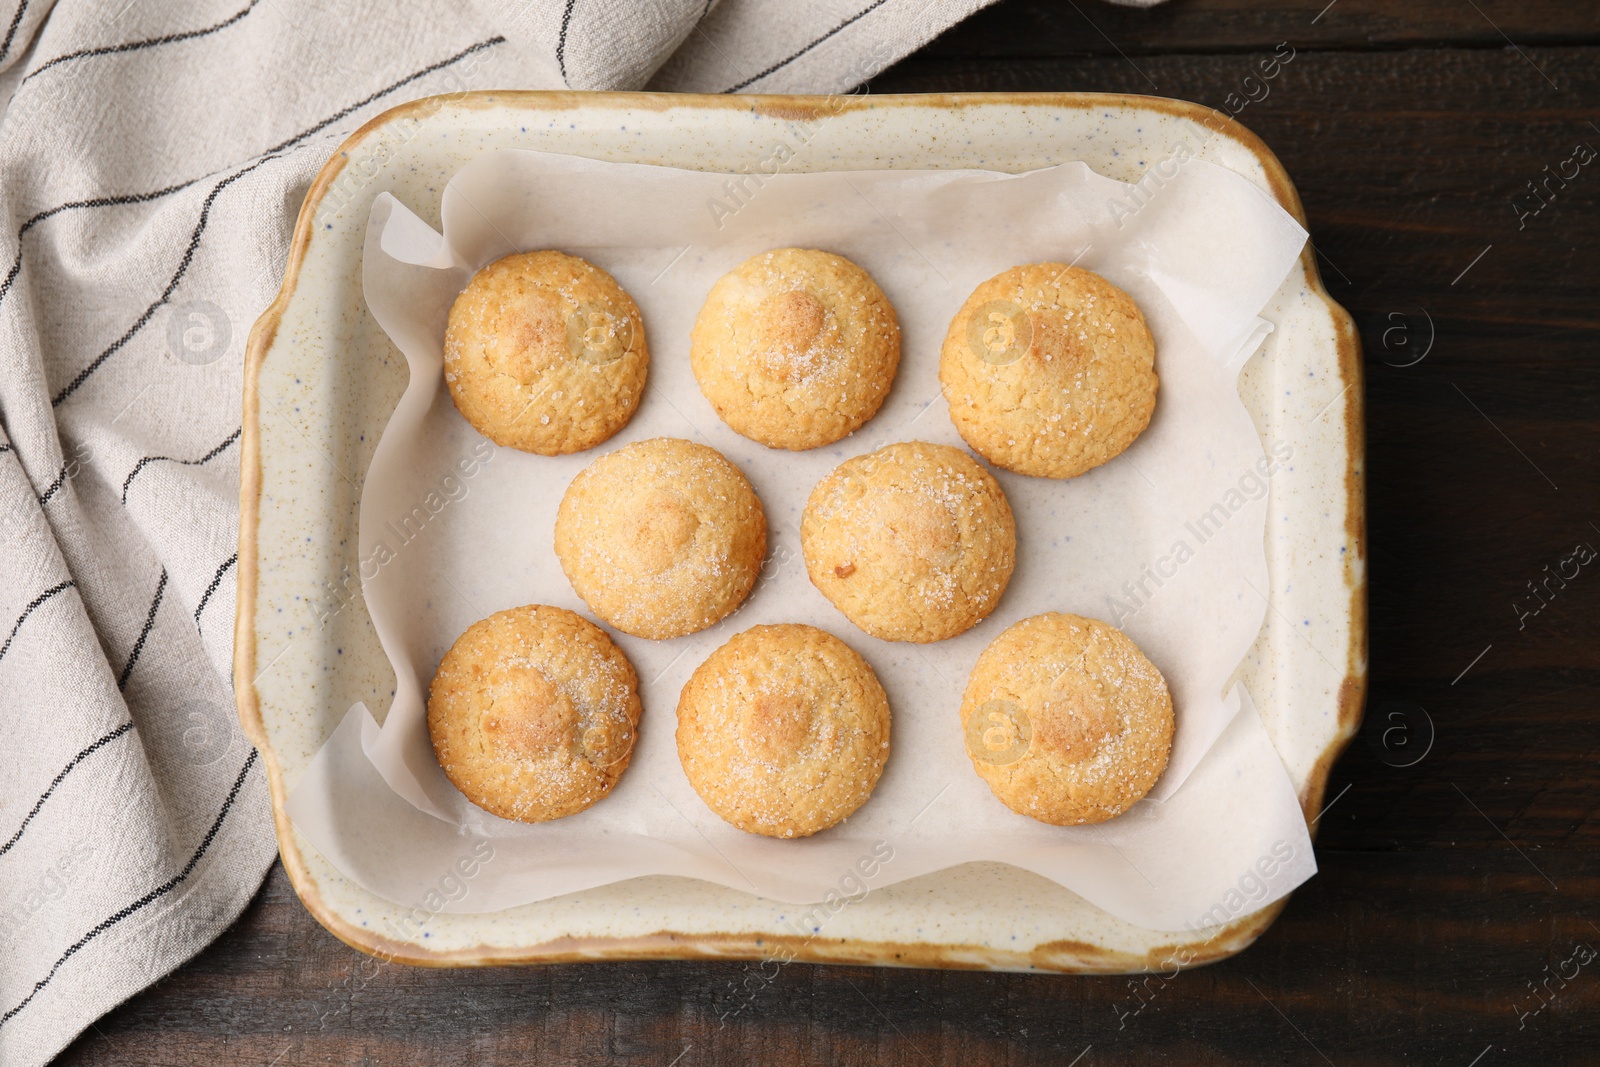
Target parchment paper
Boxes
[284,148,1317,932]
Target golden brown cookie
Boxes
[940,264,1156,479]
[690,248,900,450]
[443,250,648,455]
[555,437,767,640]
[676,623,890,838]
[428,605,641,823]
[801,441,1016,643]
[960,612,1172,825]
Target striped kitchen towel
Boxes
[0,0,1156,1062]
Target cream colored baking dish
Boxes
[237,91,1366,971]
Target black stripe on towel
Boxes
[21,0,263,86]
[0,751,258,1028]
[0,721,134,858]
[193,553,238,629]
[120,426,241,504]
[117,569,167,691]
[722,0,888,92]
[0,579,75,665]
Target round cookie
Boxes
[443,250,648,455]
[690,248,900,450]
[676,623,890,838]
[939,264,1157,479]
[555,437,767,640]
[801,441,1015,643]
[428,605,641,823]
[959,612,1173,825]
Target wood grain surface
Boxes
[57,1,1600,1063]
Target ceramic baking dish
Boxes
[237,91,1366,972]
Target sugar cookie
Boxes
[940,264,1156,479]
[960,612,1172,825]
[444,250,647,455]
[676,623,890,838]
[801,441,1015,643]
[428,605,641,823]
[555,437,767,640]
[691,248,900,450]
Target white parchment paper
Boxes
[285,149,1317,932]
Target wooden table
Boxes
[58,1,1600,1063]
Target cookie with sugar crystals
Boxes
[444,250,647,455]
[940,263,1156,479]
[428,605,641,823]
[555,437,767,640]
[959,612,1173,825]
[676,623,890,838]
[691,247,900,450]
[801,440,1015,643]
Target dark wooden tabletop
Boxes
[58,1,1600,1063]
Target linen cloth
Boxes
[0,0,1157,1062]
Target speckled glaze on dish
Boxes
[237,92,1366,972]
